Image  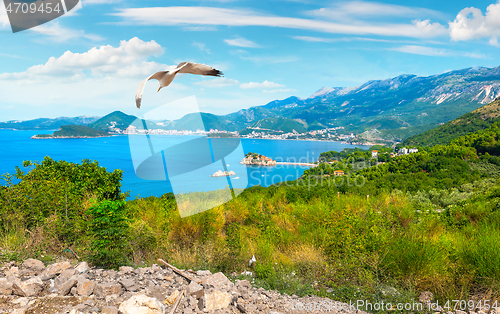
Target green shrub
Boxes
[87,200,130,269]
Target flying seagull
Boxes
[135,62,223,109]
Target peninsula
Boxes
[32,125,110,139]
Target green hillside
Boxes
[165,112,231,131]
[403,98,500,146]
[240,117,307,135]
[34,125,109,138]
[90,111,139,131]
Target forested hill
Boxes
[402,97,500,147]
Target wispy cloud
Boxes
[292,36,335,43]
[31,22,104,42]
[0,52,28,59]
[224,37,261,48]
[113,7,448,38]
[194,77,239,87]
[389,45,486,58]
[183,26,218,31]
[240,80,285,89]
[292,35,413,43]
[308,1,446,20]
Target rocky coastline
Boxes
[31,135,112,139]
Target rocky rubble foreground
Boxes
[0,259,370,314]
[0,259,496,314]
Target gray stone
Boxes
[11,306,29,314]
[40,261,72,280]
[21,259,45,276]
[76,279,96,297]
[12,276,44,297]
[236,302,247,313]
[201,272,233,289]
[58,278,78,296]
[102,305,119,314]
[54,269,76,289]
[105,294,120,303]
[235,280,251,289]
[203,290,231,311]
[118,266,134,275]
[0,278,13,295]
[74,262,89,273]
[146,282,167,302]
[196,270,212,276]
[118,294,164,314]
[94,282,123,298]
[187,281,204,299]
[118,278,138,292]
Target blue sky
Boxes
[1,0,500,121]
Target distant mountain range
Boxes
[216,66,500,140]
[0,116,99,130]
[2,66,500,141]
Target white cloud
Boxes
[224,37,261,48]
[292,36,334,43]
[412,19,447,37]
[114,7,447,38]
[308,1,445,20]
[389,45,486,58]
[194,77,239,88]
[390,45,449,56]
[31,22,104,42]
[291,35,418,44]
[449,1,500,46]
[240,80,285,89]
[0,37,166,82]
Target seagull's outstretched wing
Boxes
[135,71,168,109]
[175,62,223,77]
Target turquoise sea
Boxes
[0,130,369,198]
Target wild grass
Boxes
[1,157,500,313]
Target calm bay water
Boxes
[0,130,369,198]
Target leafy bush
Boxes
[87,200,130,269]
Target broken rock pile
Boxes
[0,258,367,314]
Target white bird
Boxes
[135,62,223,109]
[249,255,256,266]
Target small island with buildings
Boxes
[240,152,277,166]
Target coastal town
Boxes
[115,125,363,143]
